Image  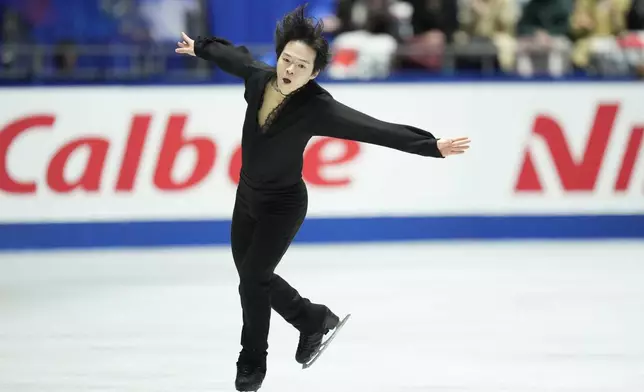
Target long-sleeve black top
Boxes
[194,36,443,190]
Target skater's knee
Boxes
[239,268,272,287]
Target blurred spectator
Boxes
[97,0,152,79]
[2,0,642,82]
[325,0,409,79]
[397,0,459,71]
[102,0,205,78]
[570,0,631,75]
[137,0,201,43]
[1,3,34,81]
[515,0,573,77]
[454,0,519,73]
[52,39,78,78]
[621,0,644,76]
[626,0,644,28]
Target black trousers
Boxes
[231,177,326,360]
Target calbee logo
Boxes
[0,113,361,195]
[515,103,643,193]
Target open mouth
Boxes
[282,77,292,85]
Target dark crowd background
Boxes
[1,0,643,84]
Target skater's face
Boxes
[276,40,319,94]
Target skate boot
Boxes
[295,306,340,364]
[235,350,266,392]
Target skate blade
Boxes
[302,313,351,369]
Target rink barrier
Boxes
[1,214,643,251]
[2,82,644,250]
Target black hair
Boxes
[274,4,330,74]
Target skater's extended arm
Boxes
[313,95,444,158]
[194,36,264,80]
[176,32,263,80]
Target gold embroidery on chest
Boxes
[258,97,281,128]
[257,80,289,132]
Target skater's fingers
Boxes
[181,32,193,43]
[175,48,193,55]
[452,142,470,149]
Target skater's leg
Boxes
[237,198,308,356]
[233,186,311,391]
[231,189,316,332]
[269,274,320,331]
[231,191,256,273]
[232,181,337,381]
[261,191,323,332]
[269,268,332,334]
[239,200,337,366]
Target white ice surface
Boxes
[1,241,643,392]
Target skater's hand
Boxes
[175,32,195,56]
[438,137,470,157]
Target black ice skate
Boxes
[235,352,266,392]
[296,308,351,369]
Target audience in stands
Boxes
[2,0,644,81]
[322,0,408,79]
[515,0,573,77]
[624,0,644,75]
[1,3,34,81]
[397,0,459,72]
[570,0,631,75]
[453,0,519,73]
[627,0,644,28]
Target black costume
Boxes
[193,36,443,389]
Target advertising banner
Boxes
[1,83,642,249]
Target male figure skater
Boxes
[175,5,470,391]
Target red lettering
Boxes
[154,115,216,190]
[0,115,55,193]
[47,138,109,193]
[615,126,643,192]
[229,144,243,185]
[303,138,360,186]
[515,103,619,192]
[515,153,541,191]
[2,114,363,195]
[116,115,151,191]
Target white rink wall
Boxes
[0,81,643,250]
